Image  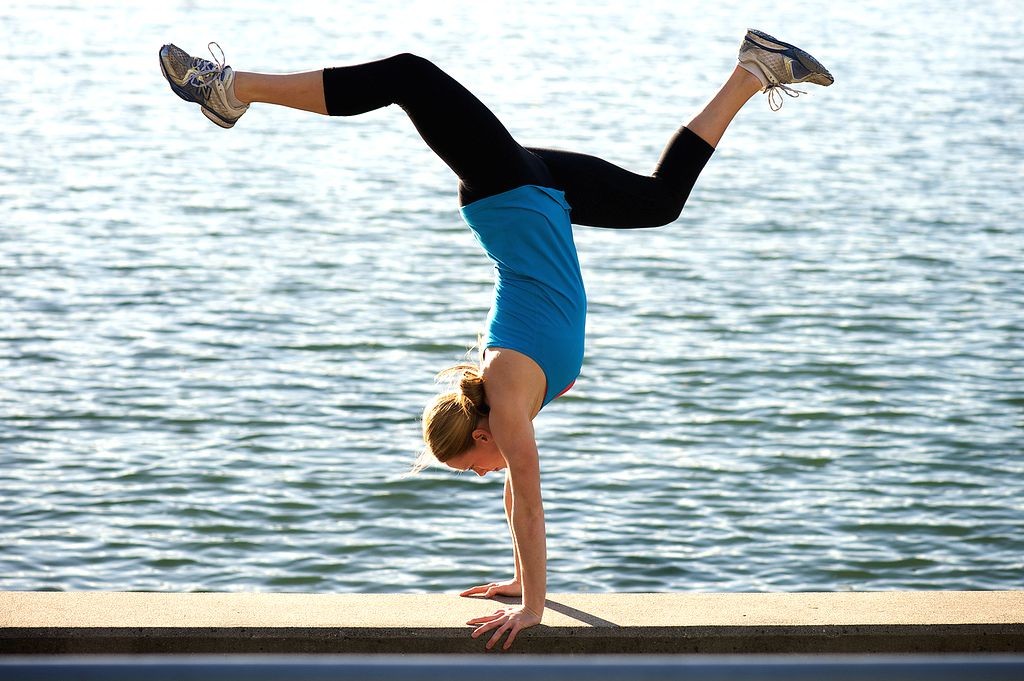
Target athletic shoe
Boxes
[159,42,249,128]
[738,29,834,110]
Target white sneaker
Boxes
[738,29,834,110]
[159,42,249,128]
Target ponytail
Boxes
[414,363,489,472]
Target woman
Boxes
[159,30,832,650]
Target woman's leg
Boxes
[533,66,761,229]
[687,66,762,147]
[233,70,328,114]
[236,54,551,204]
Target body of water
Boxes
[2,0,1022,593]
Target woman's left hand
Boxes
[467,604,542,651]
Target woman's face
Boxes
[446,425,505,477]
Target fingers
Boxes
[459,583,493,597]
[484,618,524,651]
[470,612,507,636]
[461,578,522,600]
[462,583,521,600]
[502,623,521,650]
[466,609,505,625]
[467,609,534,651]
[479,615,517,651]
[487,622,510,650]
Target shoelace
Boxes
[183,42,227,89]
[765,81,806,112]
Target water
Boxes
[2,0,1022,594]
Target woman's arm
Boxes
[459,474,523,599]
[494,413,546,617]
[465,348,547,650]
[466,410,545,650]
[505,472,524,582]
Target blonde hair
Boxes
[413,363,489,473]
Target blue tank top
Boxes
[460,185,587,407]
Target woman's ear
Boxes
[473,428,491,444]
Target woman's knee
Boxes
[656,199,687,226]
[388,53,440,80]
[636,183,688,227]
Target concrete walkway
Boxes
[3,591,1022,654]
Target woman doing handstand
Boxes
[159,29,833,650]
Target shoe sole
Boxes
[159,47,237,129]
[745,29,834,86]
[201,107,236,129]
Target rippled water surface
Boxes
[2,1,1022,593]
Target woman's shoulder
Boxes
[481,348,546,419]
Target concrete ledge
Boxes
[2,591,1022,655]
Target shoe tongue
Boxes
[791,60,811,79]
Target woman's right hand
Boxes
[460,578,522,599]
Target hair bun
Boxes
[459,367,489,415]
[434,363,489,416]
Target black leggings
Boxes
[322,53,714,228]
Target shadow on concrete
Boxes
[482,595,619,628]
[544,599,619,628]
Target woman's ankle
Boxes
[231,71,254,105]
